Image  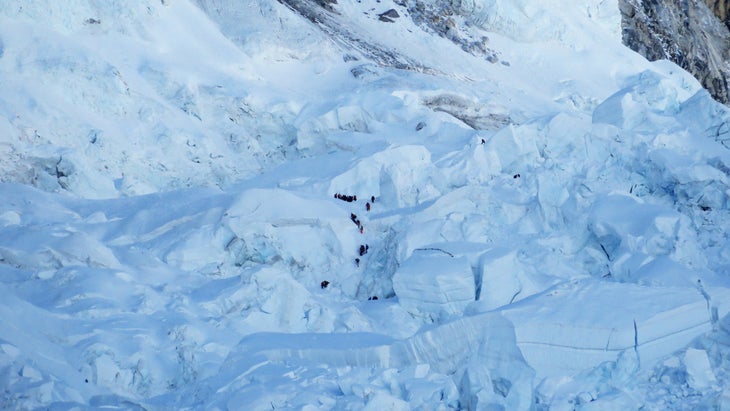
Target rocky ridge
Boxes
[621,0,730,105]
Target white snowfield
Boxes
[2,0,730,409]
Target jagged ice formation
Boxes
[2,1,730,410]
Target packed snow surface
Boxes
[2,0,730,409]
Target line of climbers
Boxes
[334,193,357,202]
[321,193,378,301]
[355,243,370,266]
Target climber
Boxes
[321,280,330,289]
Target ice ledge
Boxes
[227,279,730,381]
[500,279,730,378]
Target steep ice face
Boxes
[392,251,475,320]
[329,145,445,208]
[447,0,622,46]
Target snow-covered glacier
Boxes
[2,0,730,409]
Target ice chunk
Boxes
[476,247,548,310]
[721,388,730,411]
[588,193,680,281]
[227,312,523,376]
[224,188,353,283]
[683,348,717,390]
[500,279,730,379]
[20,365,43,382]
[223,313,533,408]
[162,221,233,273]
[459,313,535,411]
[94,354,120,387]
[0,210,20,226]
[483,124,540,173]
[392,250,475,321]
[230,331,396,369]
[592,70,681,130]
[329,145,444,208]
[0,343,20,358]
[363,392,409,411]
[440,140,502,188]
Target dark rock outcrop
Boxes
[315,0,337,12]
[405,1,500,62]
[621,0,730,105]
[277,0,431,71]
[378,9,400,22]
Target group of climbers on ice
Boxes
[321,193,378,301]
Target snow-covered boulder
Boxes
[392,249,475,321]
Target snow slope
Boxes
[2,0,730,409]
